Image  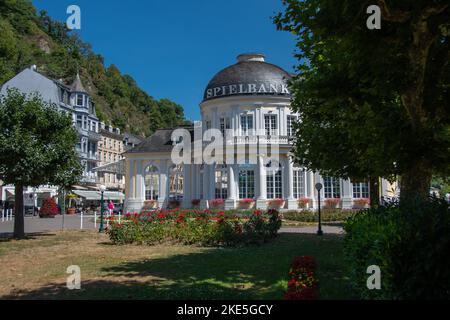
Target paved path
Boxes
[280,226,344,235]
[0,215,99,236]
[1,215,344,236]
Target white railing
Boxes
[229,135,292,145]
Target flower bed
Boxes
[107,209,282,247]
[283,256,318,300]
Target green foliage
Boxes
[0,0,186,136]
[274,1,450,194]
[283,209,356,223]
[344,198,450,299]
[107,210,283,247]
[0,88,82,187]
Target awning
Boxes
[93,160,125,175]
[72,190,125,201]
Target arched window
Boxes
[169,165,183,200]
[215,164,228,199]
[145,165,159,200]
[324,177,341,199]
[266,161,282,199]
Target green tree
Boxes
[275,0,450,200]
[0,89,83,239]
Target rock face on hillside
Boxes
[0,0,187,137]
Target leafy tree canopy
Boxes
[275,0,450,198]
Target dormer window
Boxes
[77,94,84,106]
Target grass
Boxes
[0,230,352,300]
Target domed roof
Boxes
[203,53,292,102]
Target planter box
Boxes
[267,201,286,209]
[39,215,56,219]
[238,202,255,210]
[66,208,76,215]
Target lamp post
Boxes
[315,183,323,236]
[99,185,106,233]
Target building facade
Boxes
[124,53,398,213]
[0,66,101,185]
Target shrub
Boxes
[283,256,318,300]
[324,198,340,208]
[344,197,450,299]
[107,209,282,247]
[191,199,201,206]
[283,209,355,222]
[39,197,58,217]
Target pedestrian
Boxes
[108,200,114,216]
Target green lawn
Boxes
[0,230,352,300]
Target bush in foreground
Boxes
[107,209,282,247]
[344,197,450,299]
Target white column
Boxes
[286,157,297,210]
[136,160,144,202]
[225,165,236,210]
[342,179,353,209]
[129,160,135,198]
[256,156,267,209]
[208,163,216,200]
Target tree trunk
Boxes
[369,177,380,207]
[400,159,432,201]
[13,184,25,239]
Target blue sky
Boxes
[32,0,298,121]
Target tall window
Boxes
[220,117,231,136]
[76,115,82,128]
[145,166,159,200]
[169,165,183,199]
[287,115,297,137]
[324,177,341,198]
[215,165,228,199]
[239,169,255,199]
[76,94,84,106]
[353,181,369,198]
[264,114,277,136]
[266,164,282,199]
[293,169,306,198]
[240,115,253,135]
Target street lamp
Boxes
[315,183,323,236]
[99,185,106,232]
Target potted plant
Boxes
[353,198,370,209]
[209,198,225,209]
[267,198,285,209]
[239,198,255,209]
[324,198,341,209]
[39,197,58,218]
[66,193,77,215]
[298,197,312,209]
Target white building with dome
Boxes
[124,53,397,212]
